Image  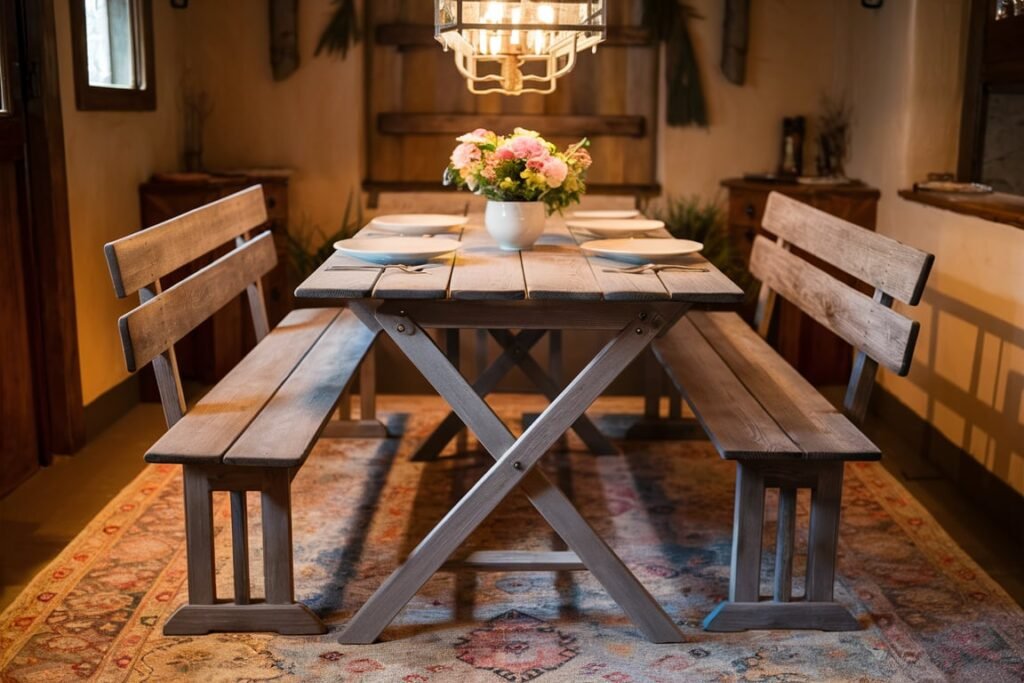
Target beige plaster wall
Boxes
[177,0,840,232]
[837,0,1024,495]
[180,0,365,240]
[57,1,187,405]
[656,0,840,201]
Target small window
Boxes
[70,0,155,110]
[995,0,1024,20]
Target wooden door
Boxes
[364,0,660,205]
[0,0,43,495]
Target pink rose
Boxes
[499,135,549,161]
[572,148,593,169]
[451,142,481,169]
[457,128,494,144]
[494,146,517,162]
[542,157,568,188]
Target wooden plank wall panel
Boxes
[366,0,659,197]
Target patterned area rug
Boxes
[1,395,1022,682]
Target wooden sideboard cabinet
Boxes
[138,170,292,393]
[721,178,881,386]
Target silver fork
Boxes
[603,263,709,274]
[327,264,434,274]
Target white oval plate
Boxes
[581,238,703,264]
[571,209,640,220]
[567,218,665,238]
[370,214,468,235]
[333,237,462,265]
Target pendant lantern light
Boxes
[435,1,607,95]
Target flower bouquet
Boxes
[443,128,592,249]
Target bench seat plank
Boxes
[689,312,880,459]
[652,319,802,458]
[145,308,341,464]
[224,310,378,467]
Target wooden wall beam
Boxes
[379,113,646,138]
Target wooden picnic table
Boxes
[295,213,744,644]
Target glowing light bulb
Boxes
[490,33,502,54]
[532,29,544,54]
[480,28,489,54]
[486,2,502,22]
[510,7,521,45]
[538,4,555,24]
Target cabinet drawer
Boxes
[728,191,768,231]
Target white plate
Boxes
[581,238,703,264]
[369,214,468,235]
[571,209,641,220]
[333,237,462,265]
[914,181,993,194]
[567,218,665,238]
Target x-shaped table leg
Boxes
[489,329,618,455]
[411,329,546,461]
[339,303,684,644]
[413,329,618,460]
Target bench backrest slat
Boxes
[105,186,278,429]
[750,236,919,375]
[105,185,268,298]
[750,192,933,422]
[118,230,277,373]
[761,193,934,305]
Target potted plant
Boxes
[443,128,592,250]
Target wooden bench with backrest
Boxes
[652,191,934,632]
[105,186,378,635]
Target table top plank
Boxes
[371,231,462,299]
[293,249,382,299]
[295,216,743,304]
[449,218,527,300]
[521,221,604,301]
[568,226,670,301]
[645,227,745,303]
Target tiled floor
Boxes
[1,394,1021,612]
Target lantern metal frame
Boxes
[435,1,607,96]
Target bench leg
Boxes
[163,465,326,636]
[703,461,859,632]
[625,350,702,441]
[322,348,390,439]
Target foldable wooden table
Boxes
[296,216,743,644]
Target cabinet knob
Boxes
[744,203,755,218]
[266,196,277,210]
[745,228,756,242]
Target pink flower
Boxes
[451,142,481,169]
[542,157,569,188]
[572,148,593,169]
[457,128,494,144]
[498,135,549,161]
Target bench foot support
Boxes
[711,460,853,630]
[163,602,327,636]
[702,601,859,632]
[173,465,320,636]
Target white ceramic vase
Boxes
[484,200,546,250]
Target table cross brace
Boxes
[338,302,685,644]
[411,329,546,461]
[413,329,618,460]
